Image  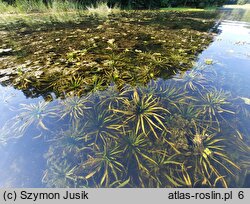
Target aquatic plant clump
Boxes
[196,88,235,129]
[1,58,248,188]
[36,80,245,188]
[55,95,91,123]
[0,10,217,98]
[1,10,250,188]
[0,74,248,188]
[112,88,170,139]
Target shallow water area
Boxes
[0,10,250,188]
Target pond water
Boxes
[0,11,250,188]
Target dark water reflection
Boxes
[0,18,250,187]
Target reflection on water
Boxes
[0,19,250,187]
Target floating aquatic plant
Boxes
[56,95,90,124]
[58,74,86,95]
[84,75,107,93]
[83,103,121,144]
[146,80,187,106]
[120,130,156,175]
[42,159,78,188]
[146,150,183,187]
[112,88,170,139]
[170,164,193,187]
[175,69,208,91]
[79,142,124,187]
[48,125,86,157]
[190,123,240,187]
[99,85,126,109]
[1,9,248,188]
[204,58,214,65]
[0,9,217,98]
[197,88,235,128]
[136,65,156,83]
[92,177,131,188]
[12,101,52,133]
[175,104,201,122]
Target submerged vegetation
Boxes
[0,3,250,188]
[1,66,250,187]
[0,9,217,98]
[37,75,249,188]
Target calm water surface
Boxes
[0,18,250,187]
